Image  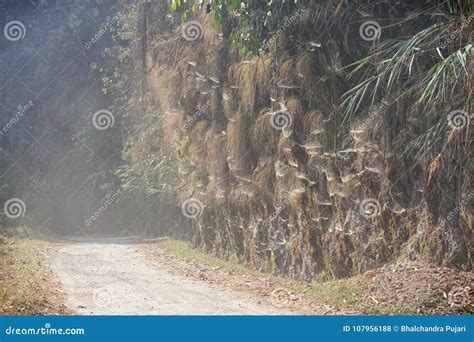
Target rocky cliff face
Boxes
[120,1,472,280]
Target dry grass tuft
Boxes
[206,127,228,189]
[255,55,272,100]
[286,97,304,115]
[161,111,184,145]
[286,97,305,125]
[185,121,209,169]
[148,65,181,114]
[277,134,293,160]
[226,110,252,175]
[229,63,256,112]
[254,158,275,196]
[279,56,296,84]
[251,107,275,157]
[296,52,316,96]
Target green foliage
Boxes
[115,153,209,198]
[114,164,163,195]
[341,9,472,123]
[169,0,303,53]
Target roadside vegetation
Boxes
[0,227,67,315]
[153,239,402,314]
[153,239,473,315]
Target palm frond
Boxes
[341,12,471,123]
[418,44,471,104]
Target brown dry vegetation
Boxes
[111,0,471,293]
[143,239,473,315]
[0,228,68,315]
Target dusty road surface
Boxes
[49,239,287,315]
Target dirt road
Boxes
[49,239,287,315]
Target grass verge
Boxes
[157,239,365,310]
[0,227,67,315]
